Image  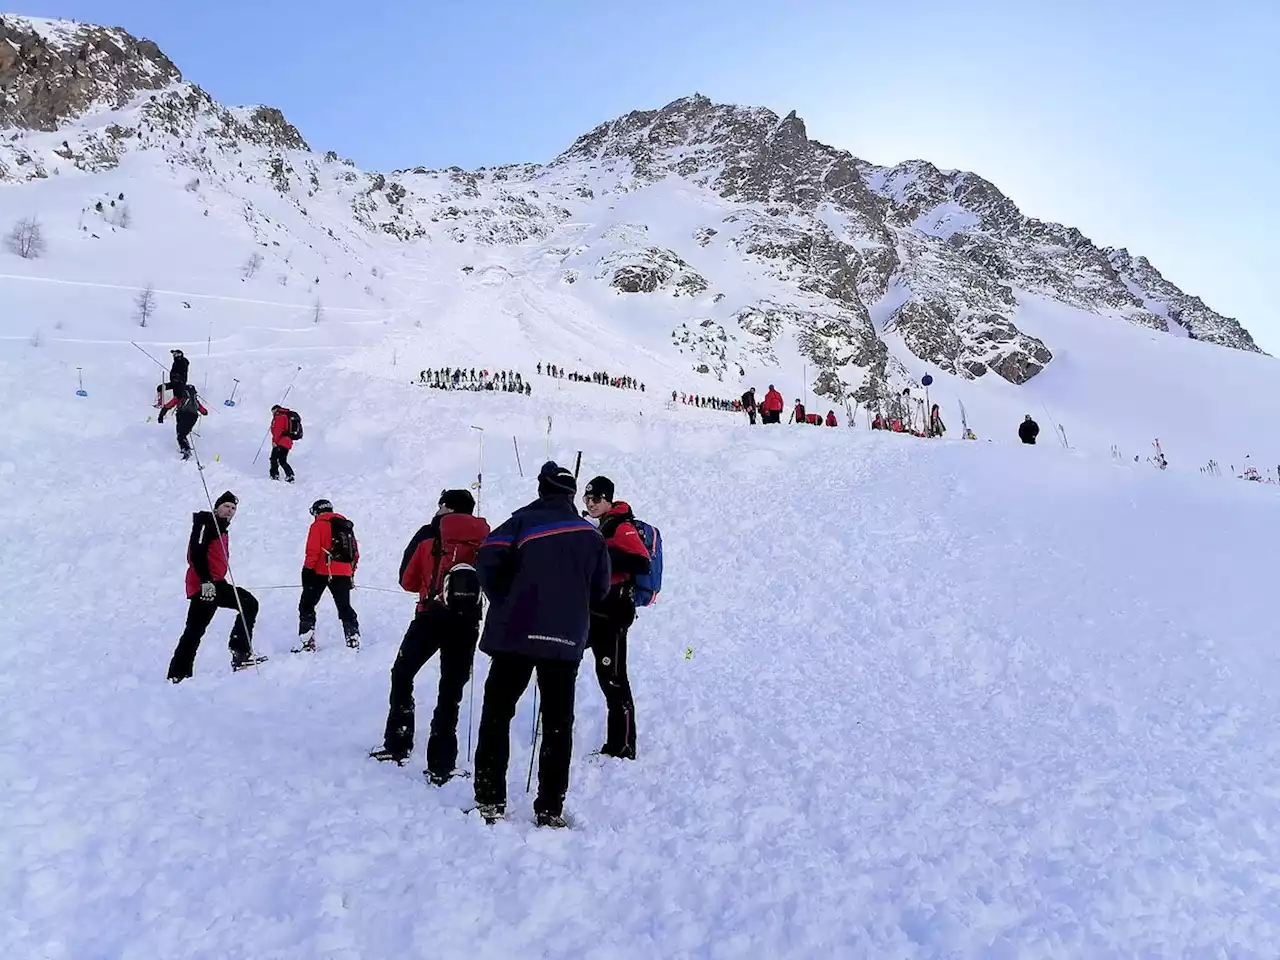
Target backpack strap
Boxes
[427,526,446,600]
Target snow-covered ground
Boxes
[5,287,1280,956]
[4,97,1280,956]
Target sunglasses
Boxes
[583,494,605,504]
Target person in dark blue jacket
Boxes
[471,461,610,827]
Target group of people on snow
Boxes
[539,363,645,393]
[166,461,658,830]
[671,391,742,412]
[740,385,786,425]
[419,367,532,395]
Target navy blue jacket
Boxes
[476,495,611,661]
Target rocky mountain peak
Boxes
[0,14,181,130]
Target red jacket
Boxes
[762,389,784,413]
[184,512,229,598]
[806,413,821,425]
[304,512,359,577]
[598,501,651,588]
[793,403,805,423]
[400,512,491,609]
[160,395,208,418]
[826,412,837,427]
[271,410,293,450]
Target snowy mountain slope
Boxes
[0,13,1266,412]
[5,334,1280,958]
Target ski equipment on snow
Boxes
[76,367,88,397]
[224,379,240,407]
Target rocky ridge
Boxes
[0,14,1260,404]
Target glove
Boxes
[198,582,216,602]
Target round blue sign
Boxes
[921,374,933,387]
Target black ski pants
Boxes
[175,411,198,455]
[746,409,757,425]
[269,444,294,480]
[167,582,258,679]
[298,569,359,639]
[589,605,637,758]
[382,606,479,774]
[474,652,580,817]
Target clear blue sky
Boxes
[18,0,1279,351]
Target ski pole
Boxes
[470,426,484,517]
[513,436,523,477]
[76,367,87,397]
[225,379,240,407]
[130,340,168,370]
[188,437,261,672]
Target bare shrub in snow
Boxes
[185,177,201,193]
[30,329,42,347]
[6,216,46,259]
[277,273,289,287]
[242,252,263,279]
[312,298,324,324]
[135,283,156,327]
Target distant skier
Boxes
[741,387,758,425]
[269,405,297,482]
[1018,415,1040,445]
[166,491,264,681]
[156,348,190,408]
[157,384,208,460]
[929,404,945,437]
[471,462,610,827]
[370,490,490,781]
[297,499,361,652]
[583,476,650,760]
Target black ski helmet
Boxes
[310,499,333,516]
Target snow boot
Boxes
[231,652,267,672]
[535,811,568,829]
[473,803,504,825]
[425,770,453,787]
[291,631,316,654]
[344,632,360,650]
[368,747,408,766]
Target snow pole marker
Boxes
[129,340,167,370]
[224,379,240,407]
[466,424,486,766]
[513,436,524,477]
[75,367,87,397]
[546,416,552,461]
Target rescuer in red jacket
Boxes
[297,499,361,651]
[792,400,806,425]
[583,475,651,760]
[761,385,785,423]
[166,491,262,681]
[370,489,491,782]
[826,410,838,427]
[269,404,296,482]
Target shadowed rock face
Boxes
[0,16,181,130]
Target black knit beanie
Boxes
[537,461,576,497]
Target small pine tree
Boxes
[135,283,156,327]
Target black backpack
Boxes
[178,387,201,416]
[429,537,483,619]
[286,409,304,440]
[326,517,357,565]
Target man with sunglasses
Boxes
[167,491,264,681]
[582,476,651,760]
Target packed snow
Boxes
[4,91,1280,958]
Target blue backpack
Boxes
[631,519,663,607]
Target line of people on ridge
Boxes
[419,367,532,395]
[153,348,305,481]
[538,363,646,393]
[165,463,661,830]
[671,391,742,412]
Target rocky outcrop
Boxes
[597,248,708,296]
[0,16,180,130]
